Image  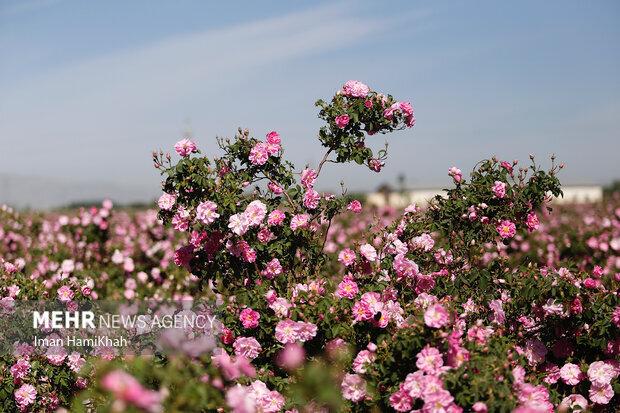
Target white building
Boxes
[365,185,603,208]
[552,185,603,204]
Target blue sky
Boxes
[0,0,618,196]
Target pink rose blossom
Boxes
[264,289,277,304]
[368,158,384,172]
[524,339,547,365]
[172,207,191,231]
[276,343,305,370]
[67,351,85,373]
[266,130,280,145]
[267,182,283,195]
[383,102,401,121]
[359,243,377,262]
[196,201,219,224]
[559,363,583,385]
[416,346,444,374]
[492,181,507,198]
[338,248,356,266]
[589,383,613,405]
[239,308,260,329]
[7,284,20,298]
[245,200,267,226]
[347,200,362,213]
[214,352,256,381]
[335,114,350,129]
[389,387,413,412]
[341,80,370,98]
[174,138,197,157]
[157,193,176,210]
[512,365,526,384]
[398,101,416,127]
[189,231,209,248]
[448,167,462,183]
[275,319,298,344]
[496,220,516,239]
[228,213,250,236]
[252,385,285,413]
[411,233,435,251]
[257,227,274,243]
[295,321,317,342]
[300,168,317,189]
[227,240,256,263]
[173,245,194,268]
[570,297,583,314]
[101,370,162,412]
[472,402,488,412]
[13,343,34,358]
[265,131,281,155]
[526,211,540,232]
[341,373,367,402]
[501,160,514,173]
[290,214,310,231]
[269,297,291,318]
[249,142,269,165]
[352,349,376,374]
[587,361,617,385]
[583,277,601,289]
[225,385,255,413]
[46,344,68,365]
[261,258,283,279]
[57,285,74,302]
[267,209,285,226]
[542,299,564,316]
[275,319,317,344]
[14,383,37,410]
[3,262,17,274]
[303,189,320,209]
[515,383,553,412]
[220,328,234,345]
[592,265,604,278]
[393,254,419,279]
[611,306,620,327]
[558,394,588,412]
[233,337,262,360]
[402,371,424,399]
[424,303,449,328]
[335,277,359,299]
[10,358,30,379]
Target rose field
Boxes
[1,81,619,413]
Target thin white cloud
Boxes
[2,3,383,104]
[0,0,62,16]
[0,3,397,208]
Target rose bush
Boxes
[0,81,618,412]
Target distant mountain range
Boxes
[0,174,160,210]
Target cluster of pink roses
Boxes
[249,131,281,166]
[351,291,404,327]
[239,308,261,329]
[228,200,267,236]
[340,80,416,128]
[274,319,318,344]
[101,370,163,412]
[226,380,285,413]
[389,370,457,412]
[14,384,37,411]
[341,80,370,98]
[300,168,321,210]
[383,101,416,128]
[3,79,619,412]
[174,138,198,157]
